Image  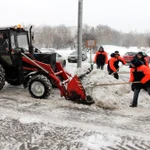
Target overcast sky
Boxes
[1,0,150,33]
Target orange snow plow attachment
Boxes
[67,75,94,104]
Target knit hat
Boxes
[99,46,104,51]
[137,52,143,56]
[114,51,119,55]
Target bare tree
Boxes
[27,24,150,49]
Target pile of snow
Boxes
[77,69,150,110]
[80,70,126,109]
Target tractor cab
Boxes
[0,25,30,85]
[0,25,56,85]
[0,25,29,54]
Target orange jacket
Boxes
[108,56,126,72]
[129,65,150,84]
[94,51,108,64]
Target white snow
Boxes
[80,134,121,150]
[79,69,126,109]
[19,116,41,124]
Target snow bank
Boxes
[78,69,131,109]
[79,69,150,110]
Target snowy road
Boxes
[0,85,150,150]
[0,61,150,149]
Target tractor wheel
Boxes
[0,64,5,90]
[28,75,52,99]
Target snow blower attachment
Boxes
[22,53,94,105]
[67,69,94,104]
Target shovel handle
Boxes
[91,81,141,87]
[111,65,123,75]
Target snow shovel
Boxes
[90,81,141,87]
[85,81,140,99]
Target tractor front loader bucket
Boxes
[67,75,94,104]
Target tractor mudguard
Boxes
[23,71,38,88]
[23,71,48,88]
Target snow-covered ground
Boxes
[0,45,150,150]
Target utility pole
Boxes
[77,0,83,68]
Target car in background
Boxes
[55,52,66,67]
[68,51,87,62]
[34,48,66,68]
[123,51,150,64]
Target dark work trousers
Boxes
[131,87,150,107]
[109,72,119,79]
[131,88,141,107]
[97,64,104,70]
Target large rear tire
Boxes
[28,75,52,99]
[0,64,5,90]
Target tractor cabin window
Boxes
[0,32,9,51]
[17,33,29,52]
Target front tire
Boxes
[0,64,5,90]
[28,75,52,99]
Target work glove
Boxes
[113,70,118,74]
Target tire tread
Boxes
[0,64,5,90]
[28,75,52,99]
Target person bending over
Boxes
[107,51,126,79]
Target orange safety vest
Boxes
[129,65,150,84]
[94,51,108,64]
[108,56,126,72]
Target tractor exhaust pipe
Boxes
[29,26,33,55]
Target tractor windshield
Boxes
[17,33,29,51]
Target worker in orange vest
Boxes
[94,46,108,70]
[107,51,126,79]
[129,59,150,107]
